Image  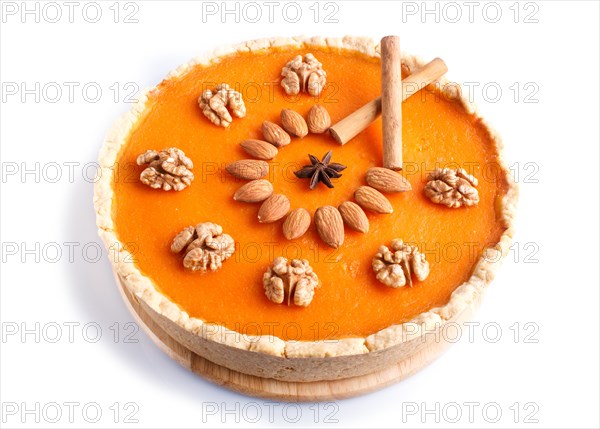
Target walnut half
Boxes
[263,257,320,307]
[281,54,327,97]
[137,147,194,191]
[171,222,235,272]
[198,83,246,127]
[424,167,479,208]
[372,239,430,288]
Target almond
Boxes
[258,194,290,223]
[365,167,412,193]
[233,179,274,203]
[282,208,311,240]
[314,206,344,248]
[240,139,278,160]
[280,109,308,138]
[262,121,291,147]
[354,186,393,214]
[307,105,331,134]
[226,160,269,180]
[338,201,369,233]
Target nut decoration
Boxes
[262,121,291,147]
[307,105,331,134]
[263,257,320,307]
[199,83,246,127]
[226,160,269,180]
[338,201,369,233]
[240,139,278,160]
[372,239,430,288]
[280,54,327,96]
[280,109,308,138]
[282,208,311,240]
[220,90,419,254]
[171,223,235,272]
[258,194,291,223]
[365,167,412,193]
[137,147,194,191]
[354,186,393,214]
[314,206,344,249]
[233,180,274,203]
[424,168,479,208]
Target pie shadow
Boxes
[65,177,227,398]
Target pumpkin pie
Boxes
[94,36,517,382]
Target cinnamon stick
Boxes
[381,36,403,170]
[329,57,448,146]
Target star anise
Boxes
[294,150,347,189]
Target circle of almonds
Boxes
[227,106,413,249]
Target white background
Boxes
[1,1,599,428]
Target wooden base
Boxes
[117,280,457,401]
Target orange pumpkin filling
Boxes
[112,46,508,341]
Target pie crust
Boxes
[94,36,518,382]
